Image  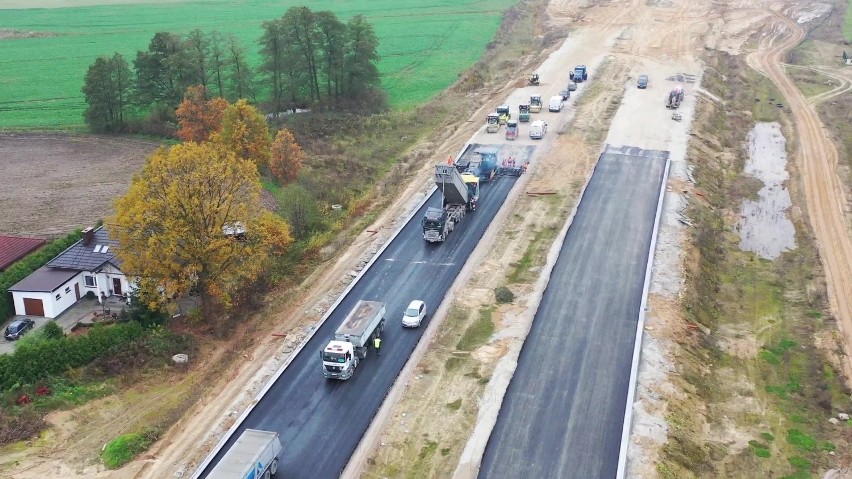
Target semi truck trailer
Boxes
[422,164,480,243]
[321,300,386,380]
[206,429,282,479]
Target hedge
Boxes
[0,322,145,390]
[0,230,82,320]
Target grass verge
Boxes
[101,427,160,469]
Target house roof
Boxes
[0,235,46,271]
[8,266,78,293]
[47,226,121,272]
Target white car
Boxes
[402,300,426,328]
[529,120,547,139]
[548,95,564,112]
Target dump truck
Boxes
[529,94,543,113]
[486,112,500,133]
[423,164,480,243]
[496,104,511,125]
[666,85,684,109]
[321,300,386,380]
[518,103,531,122]
[206,429,282,479]
[570,65,588,83]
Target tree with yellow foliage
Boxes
[269,128,303,184]
[111,141,292,318]
[216,99,272,167]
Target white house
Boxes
[8,226,134,318]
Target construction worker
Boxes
[374,335,382,357]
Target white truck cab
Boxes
[322,340,357,380]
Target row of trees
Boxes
[83,7,382,132]
[259,7,380,113]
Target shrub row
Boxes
[0,322,145,390]
[0,230,82,319]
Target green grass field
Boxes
[0,0,515,129]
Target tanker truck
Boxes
[321,300,386,380]
[422,164,480,243]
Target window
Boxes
[65,287,71,294]
[84,275,97,287]
[55,293,61,300]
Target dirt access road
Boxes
[748,14,852,384]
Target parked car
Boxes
[567,81,577,91]
[4,318,35,341]
[402,300,426,328]
[637,74,649,89]
[529,120,548,139]
[559,89,570,101]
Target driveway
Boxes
[0,316,49,354]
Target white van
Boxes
[529,120,547,139]
[548,95,564,112]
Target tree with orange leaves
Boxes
[269,129,303,184]
[216,99,271,167]
[175,85,229,143]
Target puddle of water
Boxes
[737,122,796,259]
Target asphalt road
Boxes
[478,146,668,479]
[197,144,533,479]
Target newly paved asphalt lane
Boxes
[197,144,533,479]
[478,146,668,479]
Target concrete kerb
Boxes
[188,140,472,478]
[452,142,608,479]
[615,156,671,479]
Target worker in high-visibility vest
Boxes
[374,336,382,357]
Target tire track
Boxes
[748,15,852,384]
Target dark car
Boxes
[4,318,35,341]
[559,89,570,101]
[637,74,649,89]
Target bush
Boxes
[0,407,46,445]
[277,183,325,239]
[40,322,64,340]
[101,426,160,469]
[494,286,515,304]
[124,291,168,327]
[0,230,82,319]
[0,322,145,390]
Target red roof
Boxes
[0,235,46,271]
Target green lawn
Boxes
[0,0,515,129]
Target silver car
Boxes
[402,300,426,328]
